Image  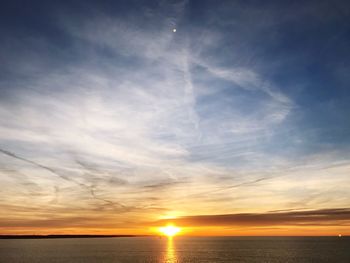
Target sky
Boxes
[0,0,350,236]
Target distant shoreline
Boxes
[0,235,153,239]
[0,235,347,239]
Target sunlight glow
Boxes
[159,225,181,237]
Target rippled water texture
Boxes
[0,236,349,262]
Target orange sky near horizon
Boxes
[1,226,349,237]
[2,213,350,236]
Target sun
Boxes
[159,225,181,237]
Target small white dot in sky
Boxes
[173,28,177,33]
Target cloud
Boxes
[0,148,129,210]
[0,149,72,182]
[155,208,350,227]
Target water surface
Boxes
[0,236,349,262]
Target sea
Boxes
[0,236,349,262]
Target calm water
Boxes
[0,236,349,263]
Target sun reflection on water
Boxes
[164,237,177,263]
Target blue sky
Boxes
[0,0,350,234]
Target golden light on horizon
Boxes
[159,225,181,237]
